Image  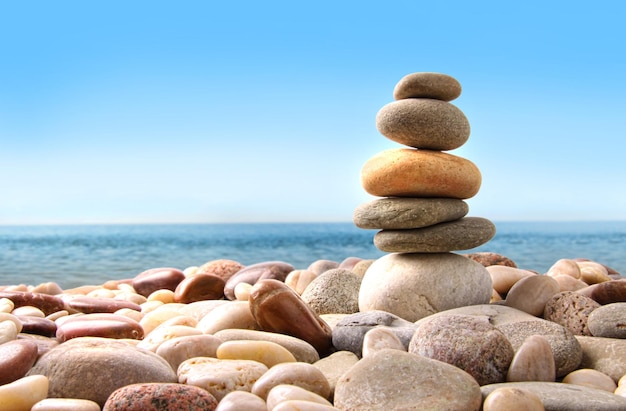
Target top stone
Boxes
[393,72,462,101]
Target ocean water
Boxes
[0,221,625,289]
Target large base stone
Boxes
[359,253,493,322]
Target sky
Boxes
[1,1,625,225]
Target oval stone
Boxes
[588,280,626,304]
[16,316,56,337]
[217,340,296,367]
[335,349,481,410]
[576,336,626,381]
[224,261,295,300]
[562,368,617,392]
[483,387,545,411]
[156,334,222,371]
[215,390,267,411]
[32,398,101,411]
[249,279,333,355]
[251,362,330,401]
[373,217,496,253]
[547,258,582,279]
[507,335,556,382]
[56,313,144,341]
[587,303,626,338]
[487,266,536,295]
[0,339,39,385]
[196,300,259,334]
[65,296,141,314]
[353,197,469,230]
[361,148,482,199]
[132,268,186,298]
[0,291,65,316]
[362,327,405,357]
[174,274,225,303]
[266,384,333,410]
[376,99,470,150]
[393,72,462,101]
[103,383,218,411]
[285,270,318,295]
[195,259,245,282]
[214,329,319,363]
[504,275,560,317]
[543,291,600,336]
[0,375,49,411]
[359,253,492,322]
[307,260,339,275]
[300,269,361,315]
[410,314,514,385]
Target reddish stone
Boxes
[174,274,225,303]
[17,316,57,337]
[0,339,39,385]
[103,383,217,411]
[67,296,142,314]
[0,290,65,316]
[195,259,244,282]
[132,268,186,297]
[224,261,294,300]
[249,279,333,355]
[464,252,517,268]
[589,280,626,305]
[56,313,144,342]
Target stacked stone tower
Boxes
[354,72,495,322]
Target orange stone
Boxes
[361,148,481,199]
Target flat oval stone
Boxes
[56,313,144,342]
[547,258,582,279]
[285,270,318,295]
[224,261,295,300]
[507,335,555,382]
[32,398,101,411]
[0,320,19,344]
[577,261,612,284]
[251,362,330,401]
[16,316,56,337]
[562,368,617,392]
[12,306,45,317]
[487,266,536,295]
[376,99,470,150]
[249,279,333,355]
[196,300,259,334]
[137,324,201,352]
[482,381,626,411]
[359,253,492,322]
[543,291,600,336]
[215,390,267,411]
[103,382,218,411]
[483,387,545,411]
[588,280,626,304]
[0,375,49,411]
[0,291,65,316]
[362,327,404,357]
[393,72,462,101]
[587,303,626,338]
[335,349,481,410]
[217,340,297,367]
[214,329,319,363]
[174,274,225,303]
[0,339,39,385]
[576,335,626,381]
[301,269,361,315]
[266,384,333,410]
[504,275,560,317]
[132,267,186,298]
[374,217,495,253]
[409,314,514,385]
[361,148,482,199]
[65,296,141,314]
[28,337,177,407]
[353,197,469,229]
[178,356,268,402]
[156,334,222,371]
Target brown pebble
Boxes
[17,316,57,337]
[505,275,560,317]
[174,274,225,303]
[224,261,295,300]
[507,335,555,382]
[393,72,462,101]
[132,268,186,298]
[0,339,39,385]
[103,382,218,411]
[587,279,626,304]
[483,387,545,411]
[66,296,142,314]
[56,313,144,342]
[464,252,517,268]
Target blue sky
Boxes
[1,1,625,224]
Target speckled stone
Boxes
[103,383,218,411]
[195,259,245,282]
[301,269,361,315]
[27,337,177,407]
[543,291,601,336]
[464,251,518,268]
[376,99,470,150]
[482,382,626,411]
[361,148,482,199]
[359,253,492,322]
[335,349,482,410]
[393,72,462,101]
[409,314,514,385]
[373,217,496,253]
[588,303,626,338]
[353,197,469,230]
[576,336,626,381]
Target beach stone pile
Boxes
[354,72,496,321]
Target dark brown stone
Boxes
[249,279,333,355]
[0,290,66,316]
[132,268,186,297]
[66,296,142,314]
[224,261,294,300]
[103,383,218,411]
[56,313,144,342]
[17,316,57,337]
[0,339,39,385]
[174,274,225,303]
[588,279,626,304]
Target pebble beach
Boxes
[2,72,626,410]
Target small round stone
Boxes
[562,368,617,392]
[483,387,545,411]
[393,72,462,101]
[376,99,470,150]
[587,303,626,338]
[373,217,496,253]
[361,148,482,199]
[353,197,469,230]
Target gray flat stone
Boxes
[353,197,468,230]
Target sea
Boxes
[1,221,625,289]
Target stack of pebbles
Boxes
[354,72,496,322]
